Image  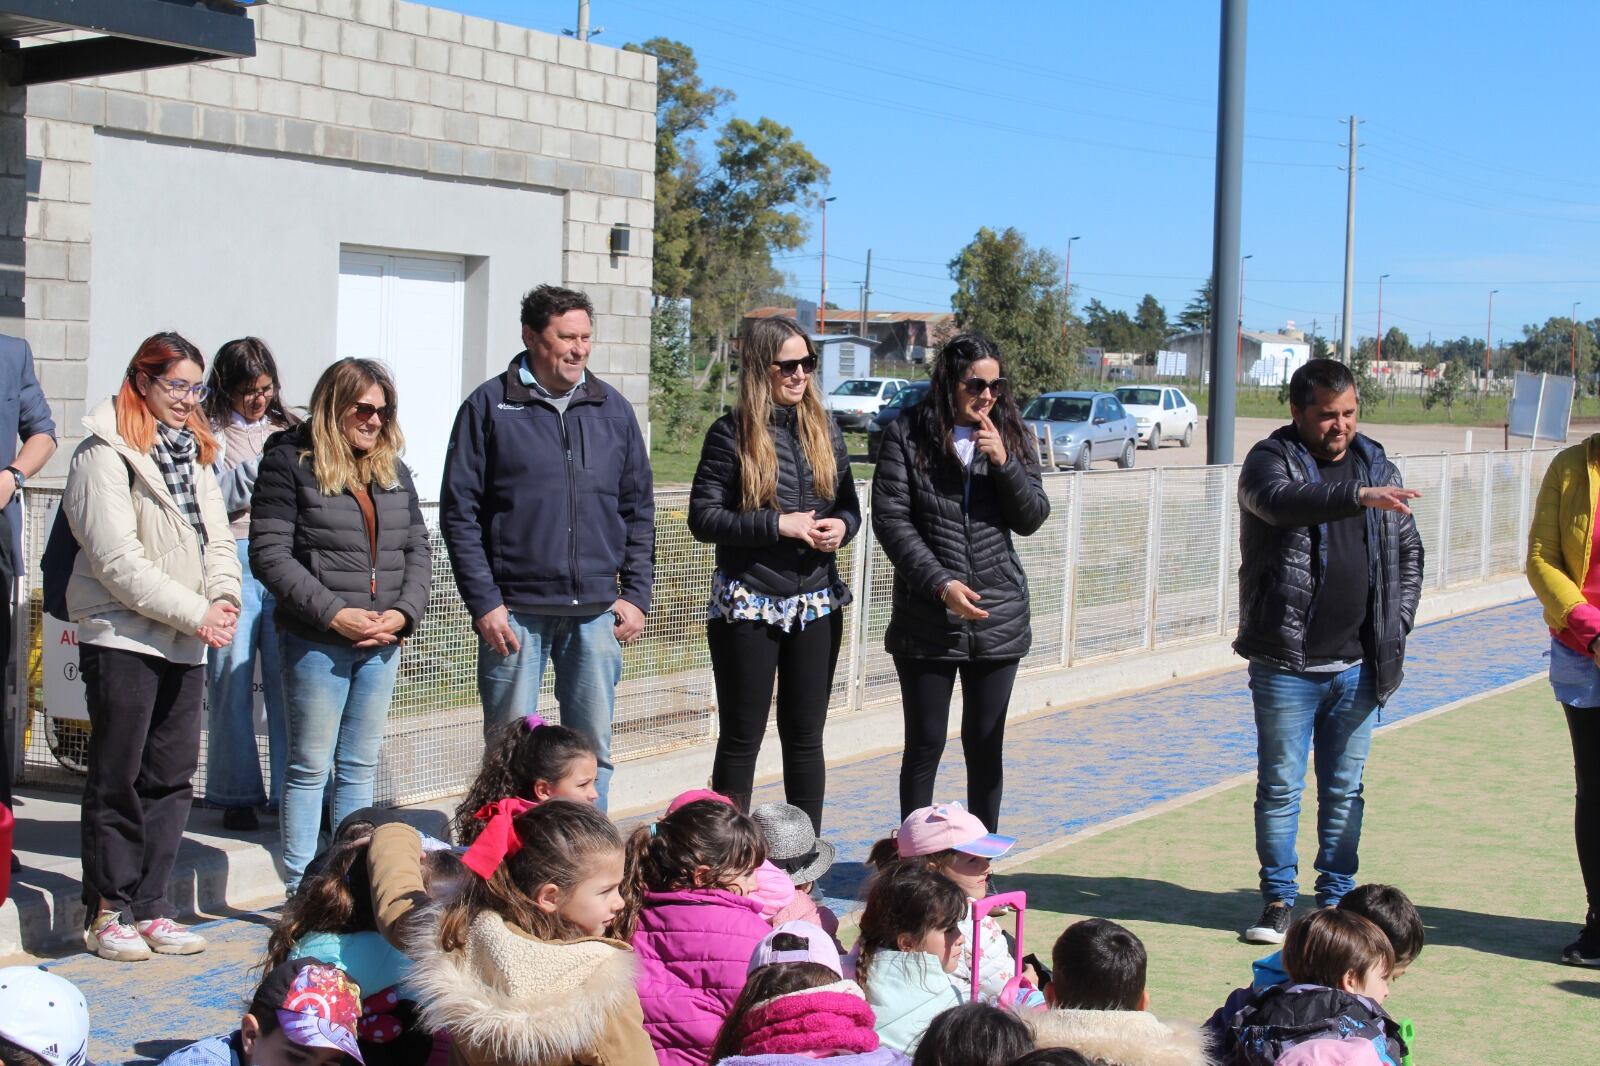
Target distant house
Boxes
[1165,327,1310,384]
[744,306,953,364]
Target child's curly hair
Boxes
[452,717,600,843]
[613,800,767,941]
[854,860,967,987]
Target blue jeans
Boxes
[476,609,619,808]
[1249,661,1379,908]
[204,540,287,809]
[279,631,400,889]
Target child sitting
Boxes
[752,802,841,938]
[1026,918,1212,1066]
[708,921,905,1066]
[852,863,967,1055]
[160,957,365,1066]
[1229,910,1408,1066]
[451,715,601,843]
[370,799,654,1066]
[615,798,774,1066]
[878,803,1032,1004]
[670,790,797,920]
[909,1003,1033,1066]
[0,966,90,1066]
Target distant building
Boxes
[745,306,953,364]
[1165,327,1310,384]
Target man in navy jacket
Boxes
[440,286,654,806]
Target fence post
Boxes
[1478,452,1493,581]
[1438,454,1453,587]
[845,484,871,715]
[1144,468,1162,650]
[1063,472,1084,667]
[1217,464,1234,636]
[1518,450,1533,570]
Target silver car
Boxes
[1022,391,1140,470]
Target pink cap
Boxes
[667,789,735,815]
[1274,1039,1384,1066]
[748,921,843,976]
[895,802,1016,859]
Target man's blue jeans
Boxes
[476,609,619,808]
[279,632,400,890]
[204,540,287,809]
[1249,660,1379,908]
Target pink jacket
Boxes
[632,888,772,1066]
[770,889,840,940]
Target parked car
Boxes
[827,377,911,430]
[1022,391,1139,471]
[865,381,930,461]
[1114,385,1199,449]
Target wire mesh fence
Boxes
[12,447,1556,806]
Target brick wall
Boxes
[21,0,657,476]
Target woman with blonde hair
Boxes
[64,331,242,961]
[250,357,430,890]
[688,316,860,831]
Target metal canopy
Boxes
[0,0,257,86]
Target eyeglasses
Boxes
[349,402,394,423]
[148,376,211,402]
[235,384,277,401]
[960,377,1007,396]
[772,355,818,378]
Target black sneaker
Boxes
[1560,912,1600,967]
[1245,901,1293,944]
[222,806,260,832]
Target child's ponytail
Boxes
[611,800,768,943]
[855,861,968,987]
[613,822,656,942]
[452,715,599,843]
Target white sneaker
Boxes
[85,911,151,962]
[135,917,207,955]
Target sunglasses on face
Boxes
[147,375,211,402]
[772,355,818,378]
[349,402,394,423]
[960,377,1007,397]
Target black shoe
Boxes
[1245,901,1293,944]
[222,807,260,832]
[1560,912,1600,967]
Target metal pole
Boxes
[1236,253,1251,386]
[1060,236,1080,342]
[861,248,872,347]
[576,0,589,41]
[1144,469,1163,650]
[1484,289,1497,377]
[818,195,836,335]
[1063,474,1083,666]
[1207,0,1247,465]
[1376,273,1388,365]
[1573,301,1582,379]
[1339,115,1358,362]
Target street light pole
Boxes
[1376,273,1390,364]
[1061,235,1081,341]
[1484,289,1498,378]
[817,195,837,335]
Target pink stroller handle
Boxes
[969,890,1027,1001]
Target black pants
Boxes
[895,656,1020,832]
[1566,705,1600,914]
[79,644,204,924]
[707,613,843,833]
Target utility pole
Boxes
[859,248,872,344]
[1484,289,1498,378]
[1573,301,1583,378]
[1207,0,1247,464]
[1339,115,1360,363]
[576,0,589,40]
[817,195,837,335]
[1376,273,1389,364]
[1235,253,1252,385]
[1061,235,1081,341]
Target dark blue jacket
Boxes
[0,335,55,562]
[440,355,654,619]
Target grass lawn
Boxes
[989,680,1597,1064]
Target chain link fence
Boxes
[11,447,1556,805]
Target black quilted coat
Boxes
[687,406,861,597]
[870,412,1051,661]
[249,424,432,644]
[1234,425,1423,705]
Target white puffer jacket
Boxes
[949,902,1017,1002]
[63,399,240,664]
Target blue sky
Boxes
[440,1,1600,347]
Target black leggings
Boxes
[895,656,1020,832]
[707,613,843,832]
[1566,706,1600,913]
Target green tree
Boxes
[1176,277,1215,333]
[1309,332,1332,359]
[1423,358,1470,419]
[1134,294,1168,355]
[1349,337,1386,410]
[948,227,1083,395]
[1508,315,1595,382]
[1084,298,1139,352]
[1378,326,1413,365]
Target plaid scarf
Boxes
[153,422,207,544]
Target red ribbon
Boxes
[461,797,537,879]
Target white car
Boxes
[827,377,911,430]
[1114,386,1198,449]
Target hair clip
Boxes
[524,713,549,732]
[649,822,659,838]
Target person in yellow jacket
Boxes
[1527,435,1600,967]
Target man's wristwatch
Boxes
[4,466,25,490]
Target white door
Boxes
[336,250,465,500]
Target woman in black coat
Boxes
[688,316,860,831]
[870,333,1050,831]
[249,357,430,890]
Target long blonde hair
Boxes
[735,317,837,511]
[302,358,405,496]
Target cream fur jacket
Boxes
[1027,1006,1215,1066]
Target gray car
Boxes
[1022,391,1139,470]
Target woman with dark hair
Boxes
[202,337,298,832]
[250,357,430,891]
[64,332,242,961]
[689,316,860,832]
[871,333,1050,831]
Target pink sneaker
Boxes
[85,911,151,962]
[135,917,207,955]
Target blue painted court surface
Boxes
[47,598,1551,1064]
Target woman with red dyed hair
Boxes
[62,331,242,962]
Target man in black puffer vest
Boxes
[1234,359,1423,946]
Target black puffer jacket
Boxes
[249,424,432,644]
[1234,425,1423,705]
[1229,984,1407,1066]
[870,412,1051,661]
[687,406,861,597]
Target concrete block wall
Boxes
[21,0,657,476]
